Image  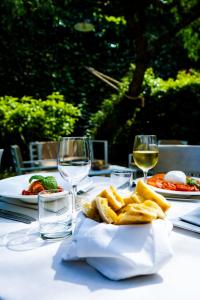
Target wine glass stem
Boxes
[143,171,148,182]
[72,185,77,232]
[72,185,77,213]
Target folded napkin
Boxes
[62,213,173,280]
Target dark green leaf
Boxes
[42,176,58,190]
[29,175,45,183]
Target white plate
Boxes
[0,172,93,204]
[137,177,200,196]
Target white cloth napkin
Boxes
[62,213,173,280]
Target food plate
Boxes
[0,172,93,204]
[136,177,200,197]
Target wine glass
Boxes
[133,135,158,181]
[57,137,91,226]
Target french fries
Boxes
[99,187,124,211]
[82,179,171,225]
[135,179,171,212]
[82,200,101,222]
[95,197,118,224]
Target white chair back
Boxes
[154,145,200,177]
[29,141,58,168]
[29,141,58,161]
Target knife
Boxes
[0,209,36,223]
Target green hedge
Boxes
[0,92,81,161]
[142,69,200,144]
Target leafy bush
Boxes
[87,67,200,164]
[0,92,81,160]
[141,69,200,144]
[143,68,200,95]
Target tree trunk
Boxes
[127,62,148,98]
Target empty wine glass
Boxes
[57,137,91,228]
[133,135,159,181]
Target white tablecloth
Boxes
[0,176,200,300]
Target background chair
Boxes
[30,140,110,176]
[90,139,108,164]
[11,145,57,175]
[90,140,108,164]
[89,140,109,176]
[89,140,133,176]
[29,141,58,168]
[154,145,200,177]
[28,139,134,176]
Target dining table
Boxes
[0,175,200,300]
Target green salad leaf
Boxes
[29,175,58,190]
[186,177,200,189]
[42,176,58,190]
[29,175,45,183]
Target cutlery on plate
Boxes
[0,208,36,223]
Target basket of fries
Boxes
[62,179,173,280]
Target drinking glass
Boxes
[38,189,73,240]
[57,137,91,227]
[110,170,133,189]
[133,135,158,181]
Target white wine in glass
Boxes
[133,135,158,181]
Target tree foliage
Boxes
[0,0,199,166]
[0,92,80,155]
[88,67,200,163]
[0,1,199,101]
